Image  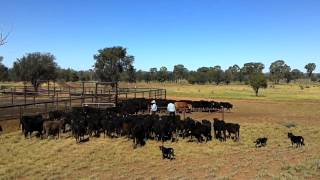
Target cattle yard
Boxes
[0,81,166,122]
[1,83,320,179]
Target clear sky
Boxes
[0,0,319,72]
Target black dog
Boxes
[288,133,305,147]
[254,137,268,148]
[159,145,175,160]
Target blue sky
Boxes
[0,0,319,72]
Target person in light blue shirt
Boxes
[150,100,157,115]
[167,102,176,116]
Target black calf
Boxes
[159,145,175,160]
[254,137,267,148]
[288,133,305,147]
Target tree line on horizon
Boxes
[0,46,319,90]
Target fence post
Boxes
[24,85,27,107]
[48,81,50,97]
[115,82,118,105]
[82,82,85,96]
[19,106,22,121]
[11,88,14,104]
[56,93,59,110]
[69,86,72,108]
[53,81,56,97]
[95,82,98,102]
[92,91,94,103]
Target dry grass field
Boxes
[123,82,320,102]
[1,83,320,179]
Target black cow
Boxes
[225,122,240,141]
[220,102,233,111]
[159,145,175,160]
[213,118,226,141]
[20,114,44,138]
[201,120,212,141]
[132,120,146,148]
[71,107,87,143]
[254,137,267,148]
[288,133,305,147]
[49,110,65,121]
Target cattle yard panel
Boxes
[0,82,166,121]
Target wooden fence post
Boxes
[24,85,27,107]
[69,86,72,108]
[56,93,59,110]
[48,81,50,97]
[115,82,118,105]
[11,88,14,104]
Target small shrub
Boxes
[299,85,304,90]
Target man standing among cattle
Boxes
[167,102,176,116]
[150,100,157,115]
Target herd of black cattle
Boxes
[18,99,238,147]
[118,98,233,114]
[9,98,305,159]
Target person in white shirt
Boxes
[150,100,157,115]
[167,102,176,116]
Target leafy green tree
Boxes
[0,56,9,81]
[78,70,91,81]
[94,46,134,83]
[210,66,224,85]
[304,63,316,78]
[269,60,291,84]
[290,69,303,81]
[149,68,158,81]
[196,67,210,84]
[127,64,136,83]
[224,69,232,84]
[242,62,265,82]
[249,73,268,96]
[12,52,57,91]
[158,66,168,82]
[187,71,199,84]
[228,64,240,81]
[71,71,79,82]
[173,64,188,82]
[242,62,265,75]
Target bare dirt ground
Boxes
[1,98,320,179]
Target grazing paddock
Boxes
[1,99,320,179]
[124,82,320,102]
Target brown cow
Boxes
[175,101,191,113]
[43,120,64,139]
